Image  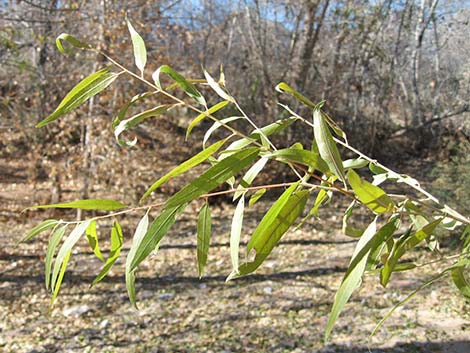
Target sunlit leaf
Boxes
[231,187,309,278]
[141,139,228,201]
[343,158,368,170]
[234,157,269,200]
[186,100,230,139]
[222,117,297,155]
[126,17,147,76]
[28,199,126,211]
[325,219,378,341]
[45,225,67,290]
[197,203,212,278]
[19,219,59,244]
[342,201,366,238]
[129,204,187,271]
[230,195,245,274]
[203,116,242,147]
[114,104,173,146]
[313,109,346,186]
[203,69,234,102]
[37,66,120,128]
[50,250,71,309]
[85,220,104,262]
[275,82,317,109]
[153,65,206,106]
[347,170,394,213]
[55,33,92,54]
[50,220,91,295]
[92,221,123,286]
[248,188,266,207]
[164,147,260,209]
[381,218,442,286]
[126,213,149,308]
[112,92,155,129]
[263,147,329,174]
[276,82,346,138]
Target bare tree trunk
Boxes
[411,0,439,127]
[77,0,108,220]
[294,0,329,93]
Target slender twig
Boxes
[289,108,470,225]
[97,50,263,148]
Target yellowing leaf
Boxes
[347,170,394,214]
[28,199,126,211]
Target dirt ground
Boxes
[1,130,470,353]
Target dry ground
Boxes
[1,131,470,353]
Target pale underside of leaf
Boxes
[126,213,149,308]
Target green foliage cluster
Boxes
[20,20,470,342]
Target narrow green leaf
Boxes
[50,220,90,294]
[129,204,186,271]
[230,195,245,274]
[275,82,316,109]
[45,225,67,290]
[222,117,297,155]
[372,269,449,336]
[37,66,119,128]
[325,219,377,341]
[203,69,234,102]
[263,147,329,174]
[126,213,149,308]
[342,201,365,238]
[369,163,387,175]
[345,217,399,281]
[92,221,123,286]
[50,250,71,309]
[310,176,336,217]
[164,147,260,209]
[186,100,230,139]
[197,203,212,278]
[55,33,92,54]
[313,109,346,186]
[141,139,228,201]
[126,18,147,76]
[234,157,269,200]
[233,188,309,277]
[276,82,346,138]
[343,158,368,170]
[247,182,300,253]
[381,218,442,286]
[114,104,173,146]
[19,219,59,244]
[248,188,266,207]
[153,65,206,106]
[347,170,394,214]
[28,199,126,211]
[203,116,242,148]
[85,220,104,262]
[112,92,155,129]
[451,265,470,298]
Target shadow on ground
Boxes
[319,340,470,353]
